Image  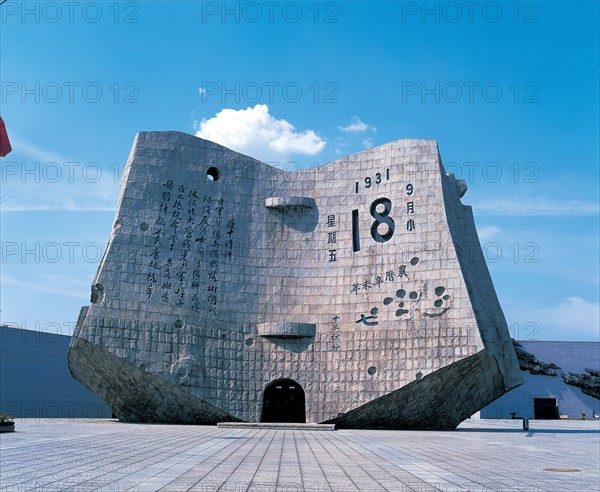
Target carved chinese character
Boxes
[355,312,379,326]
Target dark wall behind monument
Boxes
[1,326,112,419]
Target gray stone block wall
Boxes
[68,132,522,428]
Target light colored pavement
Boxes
[1,419,598,491]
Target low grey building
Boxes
[0,325,112,419]
[481,341,600,420]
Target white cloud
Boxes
[1,273,88,299]
[195,104,326,163]
[473,197,599,217]
[477,225,501,242]
[1,135,119,212]
[362,138,374,149]
[2,199,116,213]
[524,297,600,340]
[337,117,377,151]
[1,170,119,212]
[10,134,69,163]
[338,116,375,133]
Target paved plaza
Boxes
[1,419,598,491]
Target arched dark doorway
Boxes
[261,379,306,423]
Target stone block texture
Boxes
[68,131,522,429]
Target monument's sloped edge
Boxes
[296,138,441,176]
[130,131,274,170]
[328,350,504,430]
[129,131,440,176]
[440,171,523,391]
[68,336,240,424]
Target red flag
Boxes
[0,116,12,157]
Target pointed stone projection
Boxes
[68,132,522,429]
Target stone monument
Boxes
[68,132,522,429]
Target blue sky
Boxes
[1,1,598,341]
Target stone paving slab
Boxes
[217,423,336,431]
[0,419,598,491]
